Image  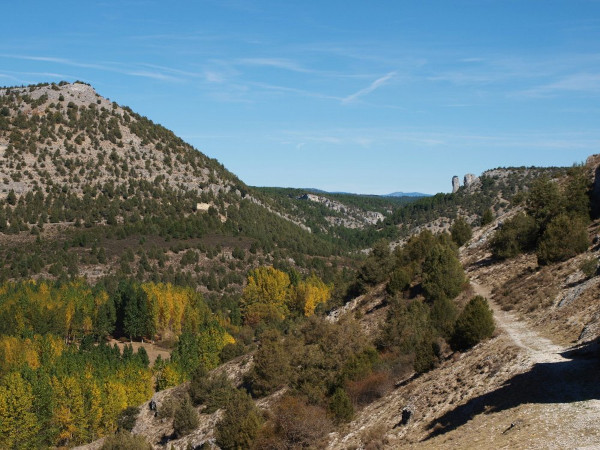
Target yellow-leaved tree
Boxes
[83,379,103,442]
[241,266,291,325]
[0,372,39,449]
[102,380,128,433]
[142,282,204,338]
[291,273,332,317]
[51,375,86,446]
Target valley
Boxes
[0,82,598,449]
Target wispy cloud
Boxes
[235,57,376,79]
[204,70,226,83]
[277,127,600,151]
[248,81,343,101]
[238,58,310,73]
[138,63,202,78]
[517,73,600,98]
[0,54,113,71]
[0,73,27,84]
[342,72,396,104]
[126,71,182,82]
[0,54,184,82]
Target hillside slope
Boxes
[0,82,361,291]
[326,205,600,449]
[3,82,599,449]
[73,160,600,450]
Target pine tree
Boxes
[537,214,589,265]
[451,296,495,351]
[481,208,494,226]
[422,244,465,301]
[173,396,199,438]
[6,189,16,206]
[215,390,262,450]
[328,388,353,423]
[450,217,472,247]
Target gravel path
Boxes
[471,282,566,365]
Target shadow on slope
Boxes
[424,338,600,440]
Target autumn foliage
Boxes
[241,266,331,325]
[0,279,233,447]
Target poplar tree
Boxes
[0,372,38,449]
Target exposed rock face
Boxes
[298,193,384,228]
[464,173,479,189]
[586,154,600,217]
[452,176,460,193]
[452,174,479,193]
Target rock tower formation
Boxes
[452,176,460,193]
[464,173,479,189]
[452,173,480,193]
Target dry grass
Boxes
[328,211,600,449]
[108,339,171,365]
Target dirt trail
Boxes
[471,282,567,365]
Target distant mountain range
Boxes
[384,191,431,198]
[303,188,431,198]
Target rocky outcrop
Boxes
[464,173,479,189]
[452,174,479,192]
[586,154,600,217]
[452,176,460,193]
[298,193,385,228]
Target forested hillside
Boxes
[0,82,357,287]
[1,81,598,449]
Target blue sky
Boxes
[2,1,599,194]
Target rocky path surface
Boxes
[471,282,567,365]
[470,281,600,450]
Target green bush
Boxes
[189,366,235,413]
[564,165,591,220]
[356,240,393,290]
[481,208,494,226]
[397,230,437,268]
[339,347,379,383]
[173,396,199,438]
[219,341,247,363]
[580,257,598,278]
[245,330,291,397]
[451,296,495,351]
[117,406,139,432]
[378,299,439,373]
[526,176,564,230]
[215,390,262,450]
[491,213,537,260]
[537,215,589,265]
[450,217,472,247]
[328,388,354,423]
[430,297,458,339]
[413,340,438,373]
[422,244,465,301]
[386,267,411,295]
